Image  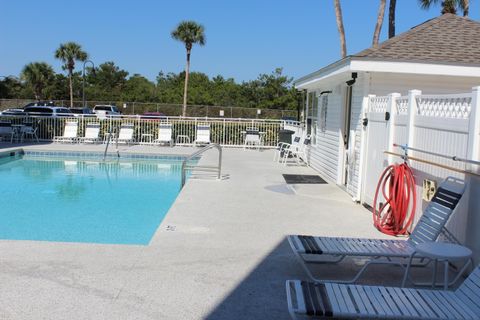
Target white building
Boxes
[295,14,480,204]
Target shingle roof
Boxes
[353,14,480,66]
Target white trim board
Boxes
[296,59,480,90]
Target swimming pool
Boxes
[0,151,192,245]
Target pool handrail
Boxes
[181,143,222,188]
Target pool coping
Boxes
[0,147,200,161]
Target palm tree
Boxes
[171,21,206,117]
[418,0,469,16]
[388,0,397,38]
[54,42,88,107]
[21,62,54,100]
[373,0,387,46]
[334,0,347,58]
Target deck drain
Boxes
[283,174,327,184]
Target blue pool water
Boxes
[0,152,189,245]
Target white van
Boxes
[93,105,121,115]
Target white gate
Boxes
[362,96,390,206]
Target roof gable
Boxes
[354,14,480,66]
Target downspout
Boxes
[344,72,357,197]
[344,72,357,148]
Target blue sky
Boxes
[1,0,479,82]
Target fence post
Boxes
[387,93,401,164]
[466,86,480,262]
[406,90,421,157]
[467,86,480,165]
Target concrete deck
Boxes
[0,142,423,319]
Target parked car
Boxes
[23,106,72,117]
[93,105,121,115]
[0,108,26,116]
[23,101,56,108]
[70,107,95,116]
[141,112,166,119]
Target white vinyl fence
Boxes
[0,115,297,148]
[362,87,480,251]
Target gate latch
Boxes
[385,112,391,121]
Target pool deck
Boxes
[0,142,421,319]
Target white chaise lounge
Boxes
[286,265,480,319]
[77,123,101,144]
[54,121,78,143]
[194,124,211,146]
[154,123,173,146]
[288,177,466,282]
[116,123,135,145]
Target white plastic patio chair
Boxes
[194,124,211,146]
[286,264,480,319]
[154,123,173,147]
[116,123,135,145]
[288,177,466,283]
[0,121,14,143]
[20,120,39,142]
[53,121,78,143]
[77,123,101,144]
[282,134,311,166]
[274,134,302,162]
[243,127,262,150]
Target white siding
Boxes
[307,81,343,183]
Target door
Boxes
[361,102,390,206]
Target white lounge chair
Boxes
[0,122,14,143]
[243,127,262,150]
[288,177,465,283]
[282,134,311,165]
[194,124,211,146]
[286,265,480,319]
[77,123,101,144]
[54,121,78,143]
[154,123,173,146]
[116,123,135,145]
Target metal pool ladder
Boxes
[103,127,120,161]
[181,143,222,188]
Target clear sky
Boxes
[1,0,479,82]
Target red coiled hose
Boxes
[372,162,416,236]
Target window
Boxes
[24,107,53,114]
[320,95,328,133]
[94,106,111,111]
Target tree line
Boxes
[0,63,301,111]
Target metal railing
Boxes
[103,126,120,161]
[0,114,300,148]
[181,143,222,189]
